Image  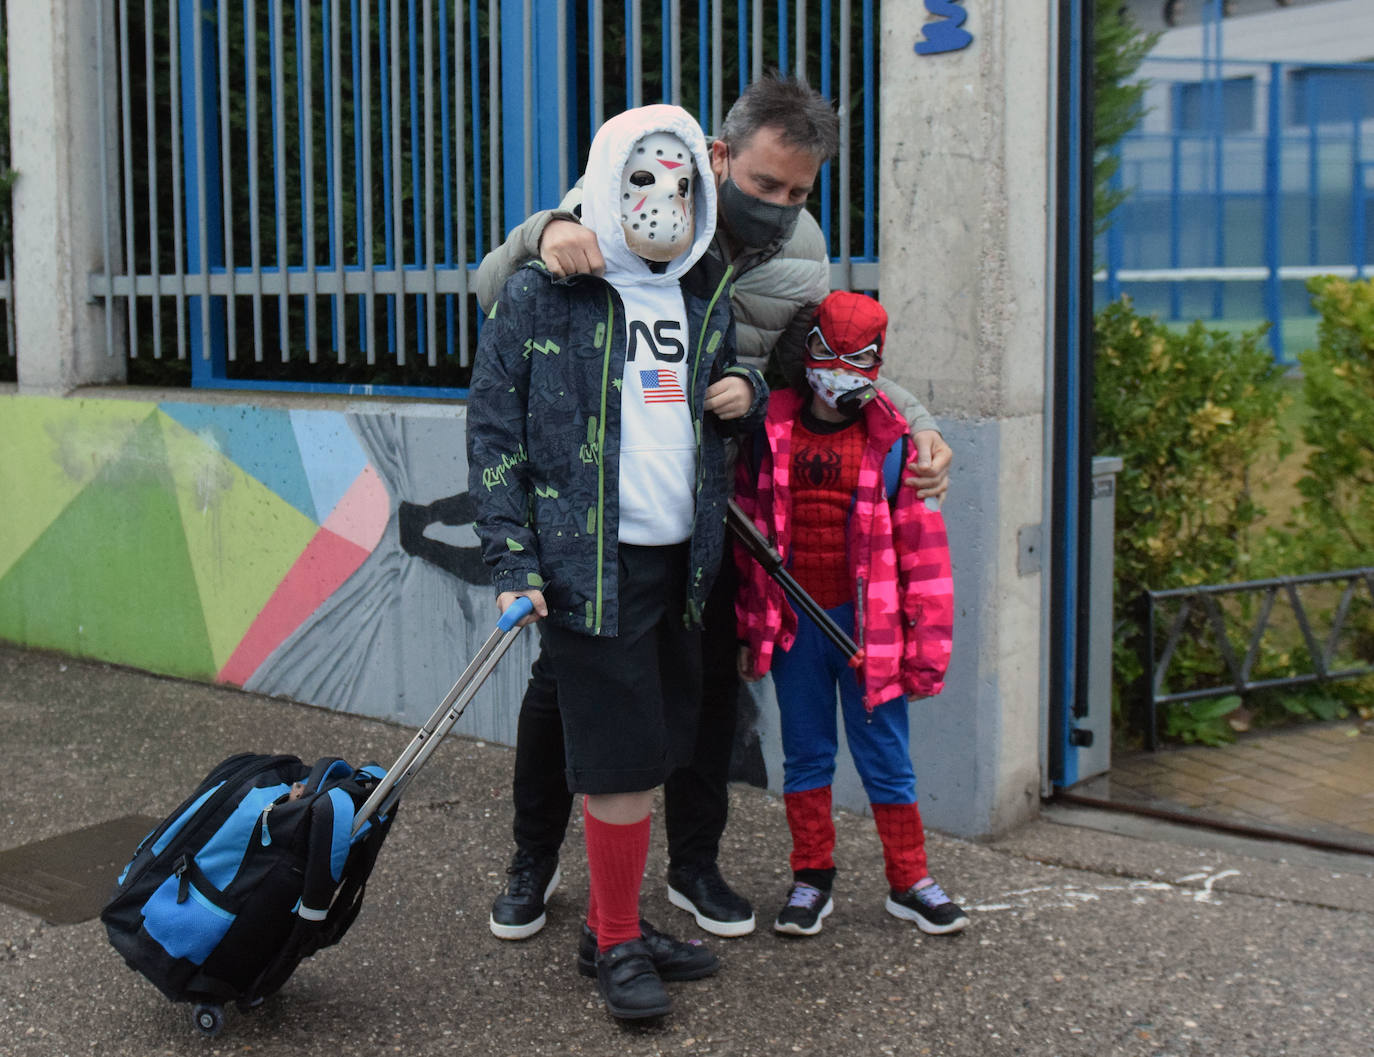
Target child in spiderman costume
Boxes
[733,289,967,937]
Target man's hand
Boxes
[904,429,952,501]
[497,589,547,627]
[538,220,605,278]
[738,645,763,683]
[704,376,753,420]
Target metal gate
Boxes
[87,0,881,395]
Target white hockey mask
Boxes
[619,131,696,262]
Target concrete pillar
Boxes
[879,3,1053,837]
[9,1,125,393]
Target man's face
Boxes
[709,125,821,208]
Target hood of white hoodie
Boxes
[580,105,717,288]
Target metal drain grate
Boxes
[0,815,160,924]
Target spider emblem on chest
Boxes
[795,444,843,488]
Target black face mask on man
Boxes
[717,172,804,249]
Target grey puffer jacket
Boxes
[475,187,827,377]
[474,190,937,437]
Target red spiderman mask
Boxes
[806,290,887,382]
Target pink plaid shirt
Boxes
[734,388,954,709]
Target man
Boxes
[474,76,953,942]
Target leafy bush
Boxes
[1094,299,1291,746]
[1292,277,1374,571]
[1262,277,1374,715]
[1161,694,1240,747]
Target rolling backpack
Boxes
[100,752,395,1015]
[101,597,535,1038]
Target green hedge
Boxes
[1094,299,1291,745]
[1292,277,1374,570]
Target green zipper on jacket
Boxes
[685,265,734,620]
[689,263,735,494]
[593,287,616,634]
[689,265,734,409]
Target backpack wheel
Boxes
[192,1003,224,1037]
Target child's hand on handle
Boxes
[903,429,952,501]
[704,376,753,420]
[497,589,547,628]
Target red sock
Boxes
[784,786,835,873]
[872,801,929,892]
[583,801,649,952]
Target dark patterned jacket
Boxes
[467,262,768,636]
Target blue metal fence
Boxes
[1097,55,1374,363]
[89,0,880,395]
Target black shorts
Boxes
[544,543,702,795]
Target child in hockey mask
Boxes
[468,105,767,1023]
[619,130,696,262]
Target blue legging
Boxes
[770,601,917,805]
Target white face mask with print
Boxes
[619,131,696,262]
[805,366,873,412]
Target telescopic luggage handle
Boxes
[352,596,535,834]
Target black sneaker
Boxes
[488,852,560,940]
[577,918,720,981]
[666,861,755,937]
[885,879,970,935]
[595,939,671,1020]
[773,881,833,936]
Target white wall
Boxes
[8,2,125,393]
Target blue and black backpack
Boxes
[101,752,395,1009]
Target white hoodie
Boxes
[580,105,718,546]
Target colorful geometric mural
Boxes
[0,391,767,794]
[0,396,392,684]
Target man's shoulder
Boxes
[734,212,827,291]
[781,209,828,264]
[731,222,829,310]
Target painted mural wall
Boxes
[0,391,965,817]
[0,394,535,746]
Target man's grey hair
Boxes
[717,76,839,162]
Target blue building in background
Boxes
[1102,0,1374,361]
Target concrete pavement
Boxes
[2,643,1372,1057]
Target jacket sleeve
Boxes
[892,444,954,697]
[474,183,586,312]
[466,276,544,598]
[874,375,939,437]
[712,317,769,435]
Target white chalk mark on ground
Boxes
[967,868,1243,913]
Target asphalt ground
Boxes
[2,643,1372,1057]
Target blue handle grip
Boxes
[497,595,535,632]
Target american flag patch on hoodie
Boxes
[640,368,686,404]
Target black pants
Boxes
[511,559,740,869]
[544,543,701,794]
